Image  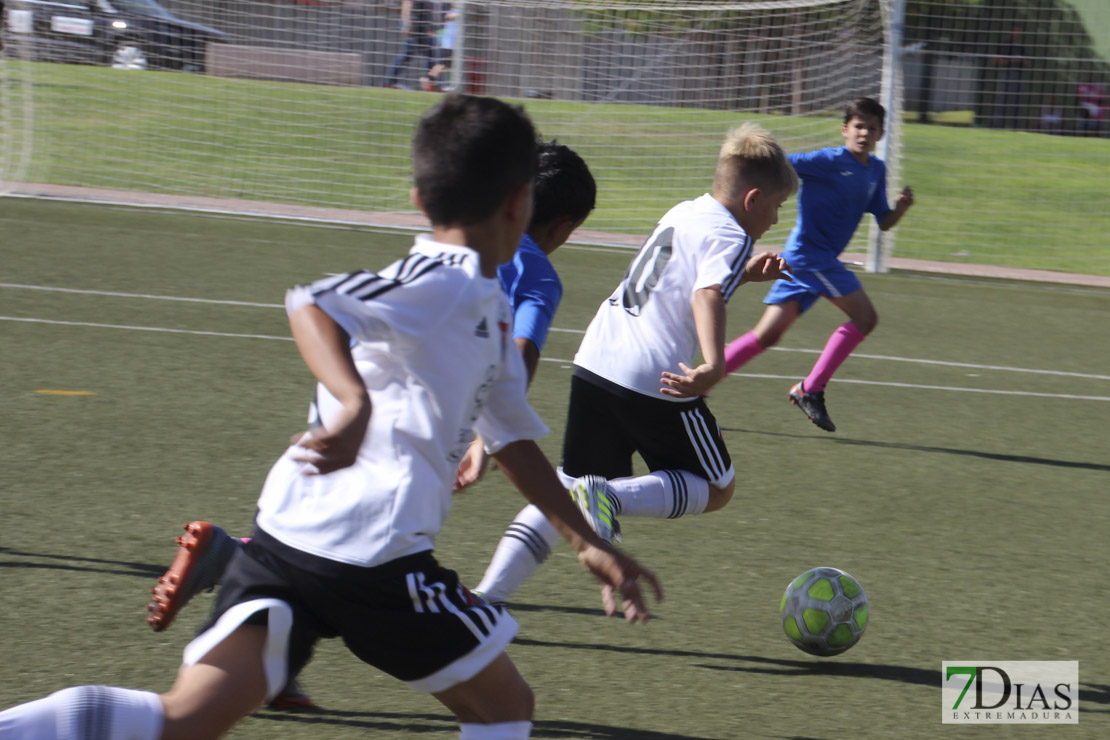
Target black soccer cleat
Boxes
[788,381,836,432]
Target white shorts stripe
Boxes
[812,269,843,298]
[680,408,725,482]
[408,572,442,614]
[408,573,494,642]
[181,598,294,703]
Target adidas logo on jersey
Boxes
[474,318,490,338]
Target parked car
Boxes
[2,0,228,72]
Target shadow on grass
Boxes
[500,602,626,618]
[516,636,936,687]
[1080,683,1110,713]
[0,546,164,578]
[514,637,1110,712]
[720,427,1110,472]
[254,706,722,738]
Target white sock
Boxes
[474,505,559,603]
[459,720,533,739]
[0,686,163,740]
[555,466,576,489]
[0,695,59,740]
[607,470,710,518]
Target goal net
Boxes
[0,0,886,251]
[897,0,1109,274]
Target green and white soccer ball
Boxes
[779,567,869,657]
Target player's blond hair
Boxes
[713,122,798,200]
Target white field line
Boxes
[2,315,1108,403]
[0,316,290,341]
[3,282,1108,391]
[0,282,282,308]
[758,347,1110,380]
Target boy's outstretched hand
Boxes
[578,544,664,623]
[660,361,719,398]
[895,186,914,212]
[741,250,791,284]
[453,437,492,491]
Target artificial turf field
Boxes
[0,197,1107,738]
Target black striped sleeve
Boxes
[319,254,450,303]
[720,234,754,302]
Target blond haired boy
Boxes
[473,122,797,604]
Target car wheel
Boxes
[110,42,149,70]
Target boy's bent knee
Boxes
[704,479,736,513]
[853,313,877,335]
[754,328,783,348]
[434,653,534,724]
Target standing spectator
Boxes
[1077,82,1108,137]
[382,0,437,90]
[990,25,1027,130]
[424,2,459,92]
[1039,94,1064,135]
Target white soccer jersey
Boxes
[574,193,753,400]
[256,235,549,568]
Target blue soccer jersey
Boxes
[783,147,893,271]
[498,234,563,352]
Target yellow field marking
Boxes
[32,390,97,396]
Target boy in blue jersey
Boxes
[722,97,914,432]
[454,140,597,490]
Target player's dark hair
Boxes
[530,140,597,229]
[844,97,886,126]
[413,94,538,226]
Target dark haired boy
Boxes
[0,95,658,740]
[722,97,915,432]
[454,139,597,487]
[141,138,599,712]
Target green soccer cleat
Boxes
[788,381,836,432]
[569,475,621,544]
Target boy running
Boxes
[473,122,797,603]
[0,95,657,740]
[142,140,597,709]
[454,139,596,488]
[722,97,915,431]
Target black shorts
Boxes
[194,527,517,694]
[561,368,733,487]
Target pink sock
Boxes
[724,331,767,375]
[804,322,865,393]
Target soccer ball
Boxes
[779,567,869,657]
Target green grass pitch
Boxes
[1,197,1108,738]
[7,61,1109,276]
